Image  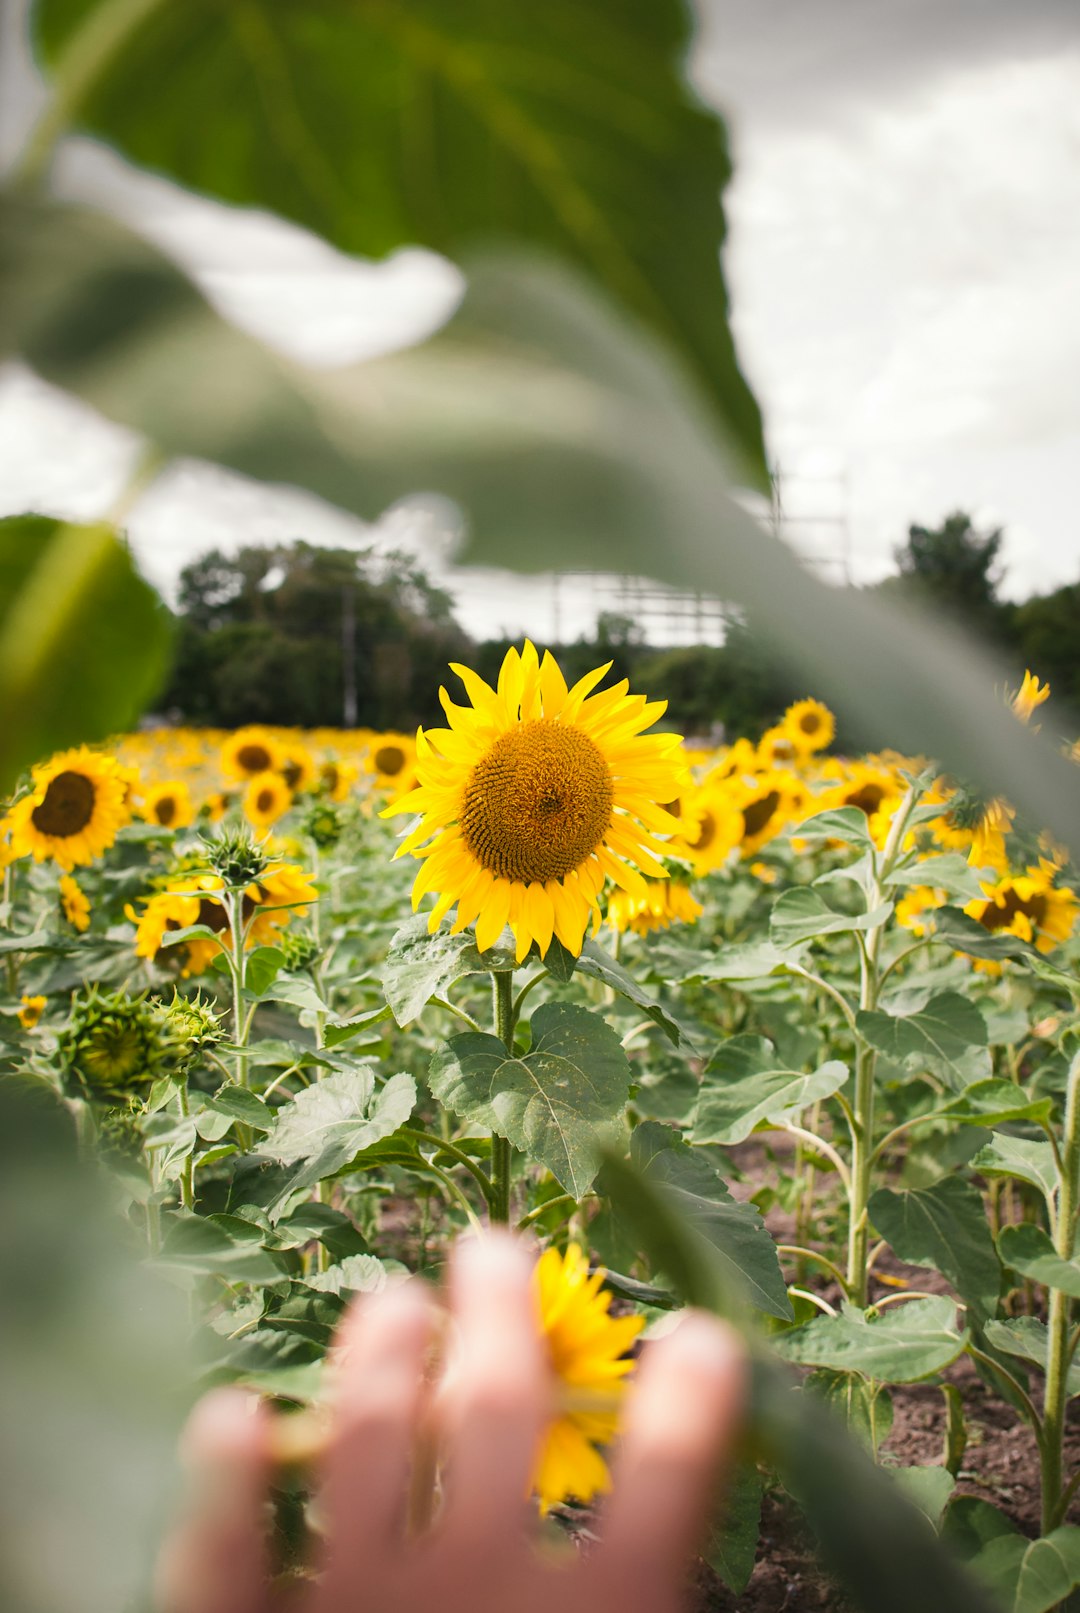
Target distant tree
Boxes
[878,511,1007,637]
[1009,579,1080,712]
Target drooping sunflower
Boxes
[781,698,835,755]
[59,873,91,932]
[608,878,703,936]
[220,726,284,782]
[140,780,195,830]
[531,1243,644,1514]
[8,747,129,871]
[244,771,293,830]
[383,643,687,963]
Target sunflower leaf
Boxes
[544,936,691,1047]
[774,1298,969,1384]
[429,1001,630,1197]
[256,1069,416,1213]
[770,888,893,949]
[381,915,515,1027]
[692,1035,849,1146]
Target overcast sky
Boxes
[1,0,1077,641]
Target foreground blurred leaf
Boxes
[31,0,766,480]
[704,1463,764,1596]
[600,1145,997,1613]
[0,513,171,791]
[3,195,1079,855]
[945,1500,1080,1613]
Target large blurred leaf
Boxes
[31,0,766,479]
[429,1001,629,1196]
[0,513,171,791]
[3,194,1079,855]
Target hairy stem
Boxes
[1040,1050,1080,1532]
[489,970,515,1224]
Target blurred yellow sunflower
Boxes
[384,643,686,962]
[59,873,91,932]
[221,727,283,782]
[278,740,317,795]
[1012,669,1050,724]
[8,748,129,871]
[671,782,743,876]
[319,758,359,802]
[244,772,293,830]
[755,726,802,771]
[731,769,806,856]
[608,878,703,936]
[140,780,195,830]
[367,732,418,795]
[964,865,1078,960]
[532,1244,643,1514]
[129,863,315,976]
[203,789,239,823]
[782,698,835,755]
[17,994,46,1030]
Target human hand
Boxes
[158,1234,746,1613]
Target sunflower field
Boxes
[2,628,1079,1609]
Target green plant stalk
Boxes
[846,784,919,1306]
[225,889,255,1154]
[490,969,514,1224]
[1040,1049,1080,1532]
[176,1081,195,1211]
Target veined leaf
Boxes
[983,1318,1080,1397]
[770,888,892,949]
[868,1178,1001,1325]
[693,1035,848,1146]
[855,992,988,1085]
[381,915,515,1026]
[775,1298,969,1384]
[256,1068,416,1208]
[997,1224,1080,1299]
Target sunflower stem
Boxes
[490,969,515,1224]
[1040,1050,1080,1533]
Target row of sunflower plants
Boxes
[3,633,1079,1608]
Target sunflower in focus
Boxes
[782,698,835,755]
[531,1244,643,1514]
[59,873,91,932]
[244,772,293,830]
[8,748,129,871]
[384,644,686,963]
[140,780,195,830]
[608,878,703,936]
[221,727,283,782]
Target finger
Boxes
[588,1314,747,1606]
[316,1279,438,1600]
[156,1389,269,1613]
[438,1233,549,1548]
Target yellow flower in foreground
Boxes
[59,873,91,932]
[18,994,46,1030]
[8,748,129,871]
[532,1244,643,1513]
[244,772,293,830]
[782,698,835,754]
[140,780,195,830]
[384,643,686,963]
[608,878,703,936]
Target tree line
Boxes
[160,517,1078,740]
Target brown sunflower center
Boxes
[687,809,716,852]
[255,788,277,814]
[845,783,886,817]
[799,711,822,734]
[979,889,1047,932]
[31,771,96,837]
[155,796,177,827]
[282,760,302,789]
[374,744,406,776]
[742,790,781,838]
[461,720,614,884]
[236,743,272,773]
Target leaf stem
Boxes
[489,969,515,1224]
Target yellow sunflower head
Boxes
[1011,669,1050,725]
[243,771,293,830]
[8,747,129,871]
[59,873,91,932]
[755,726,802,771]
[366,732,418,796]
[246,863,318,946]
[17,994,47,1030]
[670,781,743,877]
[964,866,1079,962]
[383,642,687,963]
[782,698,835,755]
[140,779,195,830]
[220,726,284,782]
[730,769,806,856]
[278,740,317,795]
[319,757,359,802]
[532,1243,644,1514]
[608,878,703,936]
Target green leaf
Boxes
[775,1298,969,1384]
[381,915,515,1026]
[544,936,690,1047]
[946,1080,1054,1127]
[770,887,892,948]
[628,1122,792,1321]
[323,1005,393,1049]
[242,944,286,997]
[998,1224,1080,1299]
[887,854,991,903]
[790,806,877,851]
[868,1178,1001,1325]
[0,514,171,791]
[256,1068,416,1205]
[891,1465,956,1526]
[946,1504,1080,1613]
[204,1085,273,1133]
[971,1135,1059,1202]
[669,939,799,983]
[430,1001,630,1196]
[856,992,988,1084]
[33,0,766,482]
[704,1464,763,1596]
[1010,1528,1080,1613]
[305,1254,401,1297]
[807,1369,895,1455]
[929,906,1035,964]
[270,1202,369,1259]
[156,1211,286,1284]
[692,1035,848,1146]
[983,1318,1080,1397]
